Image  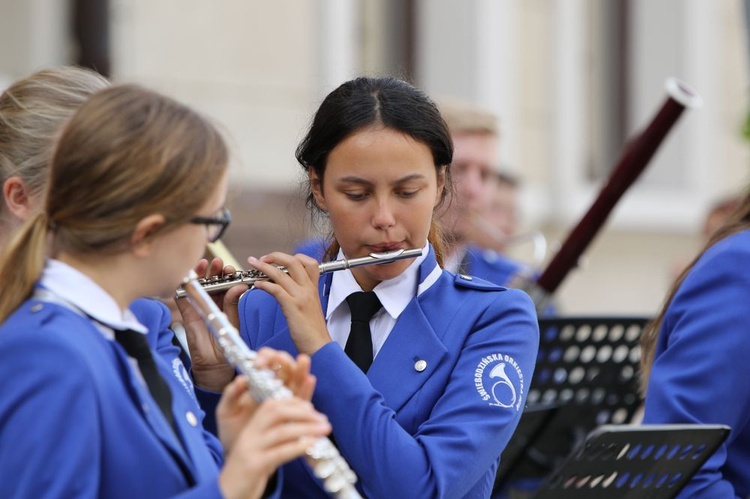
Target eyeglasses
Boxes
[190,207,232,243]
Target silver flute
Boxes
[175,248,423,299]
[181,269,363,499]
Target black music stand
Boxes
[493,317,649,496]
[532,424,730,499]
[494,405,559,486]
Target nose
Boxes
[372,198,396,229]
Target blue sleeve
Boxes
[642,241,750,498]
[311,289,539,498]
[0,332,102,498]
[293,237,329,261]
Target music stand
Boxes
[494,405,558,485]
[494,317,649,495]
[532,424,730,499]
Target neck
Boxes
[351,269,380,292]
[445,240,468,262]
[55,251,140,310]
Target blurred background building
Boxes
[1,0,748,315]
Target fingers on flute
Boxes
[263,252,309,282]
[217,376,251,411]
[255,347,296,375]
[251,398,331,443]
[246,256,287,295]
[207,257,225,278]
[289,354,316,399]
[223,283,248,306]
[193,258,210,277]
[294,253,322,283]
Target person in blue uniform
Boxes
[237,76,540,498]
[294,97,534,293]
[639,194,750,497]
[0,83,330,498]
[431,97,531,289]
[0,65,268,441]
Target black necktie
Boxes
[345,291,382,373]
[114,329,175,431]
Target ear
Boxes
[434,166,447,208]
[309,168,328,212]
[3,176,34,221]
[130,214,167,257]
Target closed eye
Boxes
[398,189,419,198]
[345,191,369,201]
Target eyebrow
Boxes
[337,173,427,186]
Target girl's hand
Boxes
[216,347,318,452]
[248,253,332,355]
[254,347,317,402]
[217,394,330,499]
[175,257,248,391]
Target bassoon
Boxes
[523,78,703,310]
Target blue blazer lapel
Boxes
[112,347,197,483]
[367,297,448,413]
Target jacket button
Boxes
[30,303,43,312]
[186,411,198,427]
[414,360,427,372]
[459,274,473,281]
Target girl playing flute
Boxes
[238,76,540,498]
[0,82,329,498]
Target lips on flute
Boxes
[175,248,424,299]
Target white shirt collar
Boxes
[40,259,147,334]
[326,243,429,321]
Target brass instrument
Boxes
[181,270,363,498]
[175,248,423,299]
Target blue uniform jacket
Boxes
[131,299,222,437]
[462,245,528,288]
[642,230,750,498]
[0,296,224,498]
[239,246,539,498]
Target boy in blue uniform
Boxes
[435,97,532,289]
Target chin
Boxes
[369,262,411,282]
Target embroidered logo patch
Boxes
[172,358,195,400]
[474,353,524,410]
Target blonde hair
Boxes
[435,96,499,137]
[0,84,228,321]
[0,67,109,224]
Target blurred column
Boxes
[72,0,110,76]
[0,0,71,81]
[317,0,359,97]
[552,0,587,223]
[414,0,520,175]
